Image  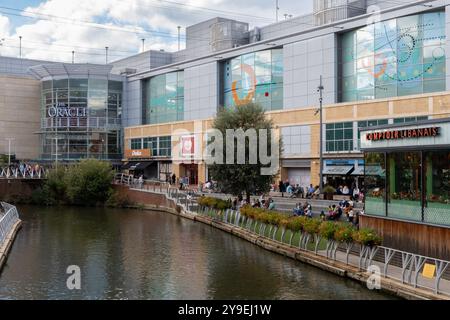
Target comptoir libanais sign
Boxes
[47,102,87,118]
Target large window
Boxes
[393,116,428,124]
[130,136,171,157]
[341,11,446,102]
[326,122,354,152]
[223,48,283,111]
[145,71,184,125]
[364,150,450,226]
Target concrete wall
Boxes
[283,34,336,109]
[184,62,218,121]
[0,75,41,160]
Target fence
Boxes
[0,166,46,179]
[0,202,20,247]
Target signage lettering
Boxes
[366,127,440,142]
[48,103,86,118]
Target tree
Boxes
[208,103,279,201]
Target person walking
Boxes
[171,173,176,185]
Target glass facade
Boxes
[40,78,122,161]
[364,150,450,226]
[341,11,446,102]
[129,136,172,157]
[223,48,283,111]
[326,122,354,152]
[145,71,184,125]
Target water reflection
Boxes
[0,206,395,300]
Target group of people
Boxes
[336,185,364,202]
[292,202,313,218]
[231,195,276,211]
[279,180,321,199]
[318,199,359,227]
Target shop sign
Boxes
[48,102,87,118]
[181,135,195,156]
[125,149,151,159]
[366,127,440,142]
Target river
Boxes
[0,206,395,300]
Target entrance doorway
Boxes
[180,163,198,186]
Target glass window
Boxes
[131,139,142,150]
[146,72,184,125]
[364,152,387,217]
[387,152,422,221]
[222,48,283,111]
[423,151,450,226]
[341,11,446,102]
[326,122,354,152]
[143,137,158,156]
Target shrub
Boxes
[323,185,337,194]
[334,224,356,243]
[353,228,382,247]
[303,218,322,235]
[106,191,132,208]
[198,196,232,210]
[287,217,304,232]
[319,221,338,240]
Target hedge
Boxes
[198,196,232,210]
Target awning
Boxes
[351,166,365,176]
[365,166,386,177]
[322,166,354,176]
[134,161,155,170]
[282,160,311,168]
[122,162,132,169]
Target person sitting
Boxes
[311,186,321,200]
[352,186,360,201]
[286,184,294,197]
[293,203,304,216]
[253,199,261,208]
[268,198,276,211]
[342,185,350,195]
[320,211,326,221]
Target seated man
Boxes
[293,204,304,216]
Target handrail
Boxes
[0,166,46,179]
[0,202,20,247]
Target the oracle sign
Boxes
[48,103,87,118]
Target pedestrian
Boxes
[138,175,144,189]
[278,181,285,197]
[171,173,176,185]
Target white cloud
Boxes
[1,0,313,63]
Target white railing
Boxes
[0,166,46,179]
[0,202,20,247]
[41,117,121,130]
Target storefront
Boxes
[360,118,450,227]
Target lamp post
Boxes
[177,26,181,51]
[5,138,15,166]
[316,75,324,193]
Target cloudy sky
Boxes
[0,0,313,64]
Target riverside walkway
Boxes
[120,182,450,300]
[0,202,22,270]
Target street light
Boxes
[315,75,324,194]
[5,138,15,166]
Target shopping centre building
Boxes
[1,0,450,182]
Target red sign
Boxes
[181,136,195,156]
[366,127,440,142]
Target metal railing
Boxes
[0,202,20,247]
[0,166,46,179]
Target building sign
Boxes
[125,149,151,159]
[181,135,195,157]
[48,102,87,118]
[361,122,450,151]
[366,127,440,142]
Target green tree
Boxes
[208,104,279,201]
[64,159,115,206]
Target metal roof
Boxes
[28,63,114,80]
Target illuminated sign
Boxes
[125,149,152,159]
[366,127,440,142]
[48,102,87,118]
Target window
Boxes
[223,48,283,111]
[143,137,158,156]
[364,152,387,217]
[131,139,142,150]
[158,136,172,157]
[281,126,311,156]
[146,71,184,125]
[326,122,353,152]
[357,119,389,149]
[341,12,446,102]
[393,116,428,124]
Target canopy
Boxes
[322,166,354,176]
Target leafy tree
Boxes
[208,104,279,201]
[64,159,115,206]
